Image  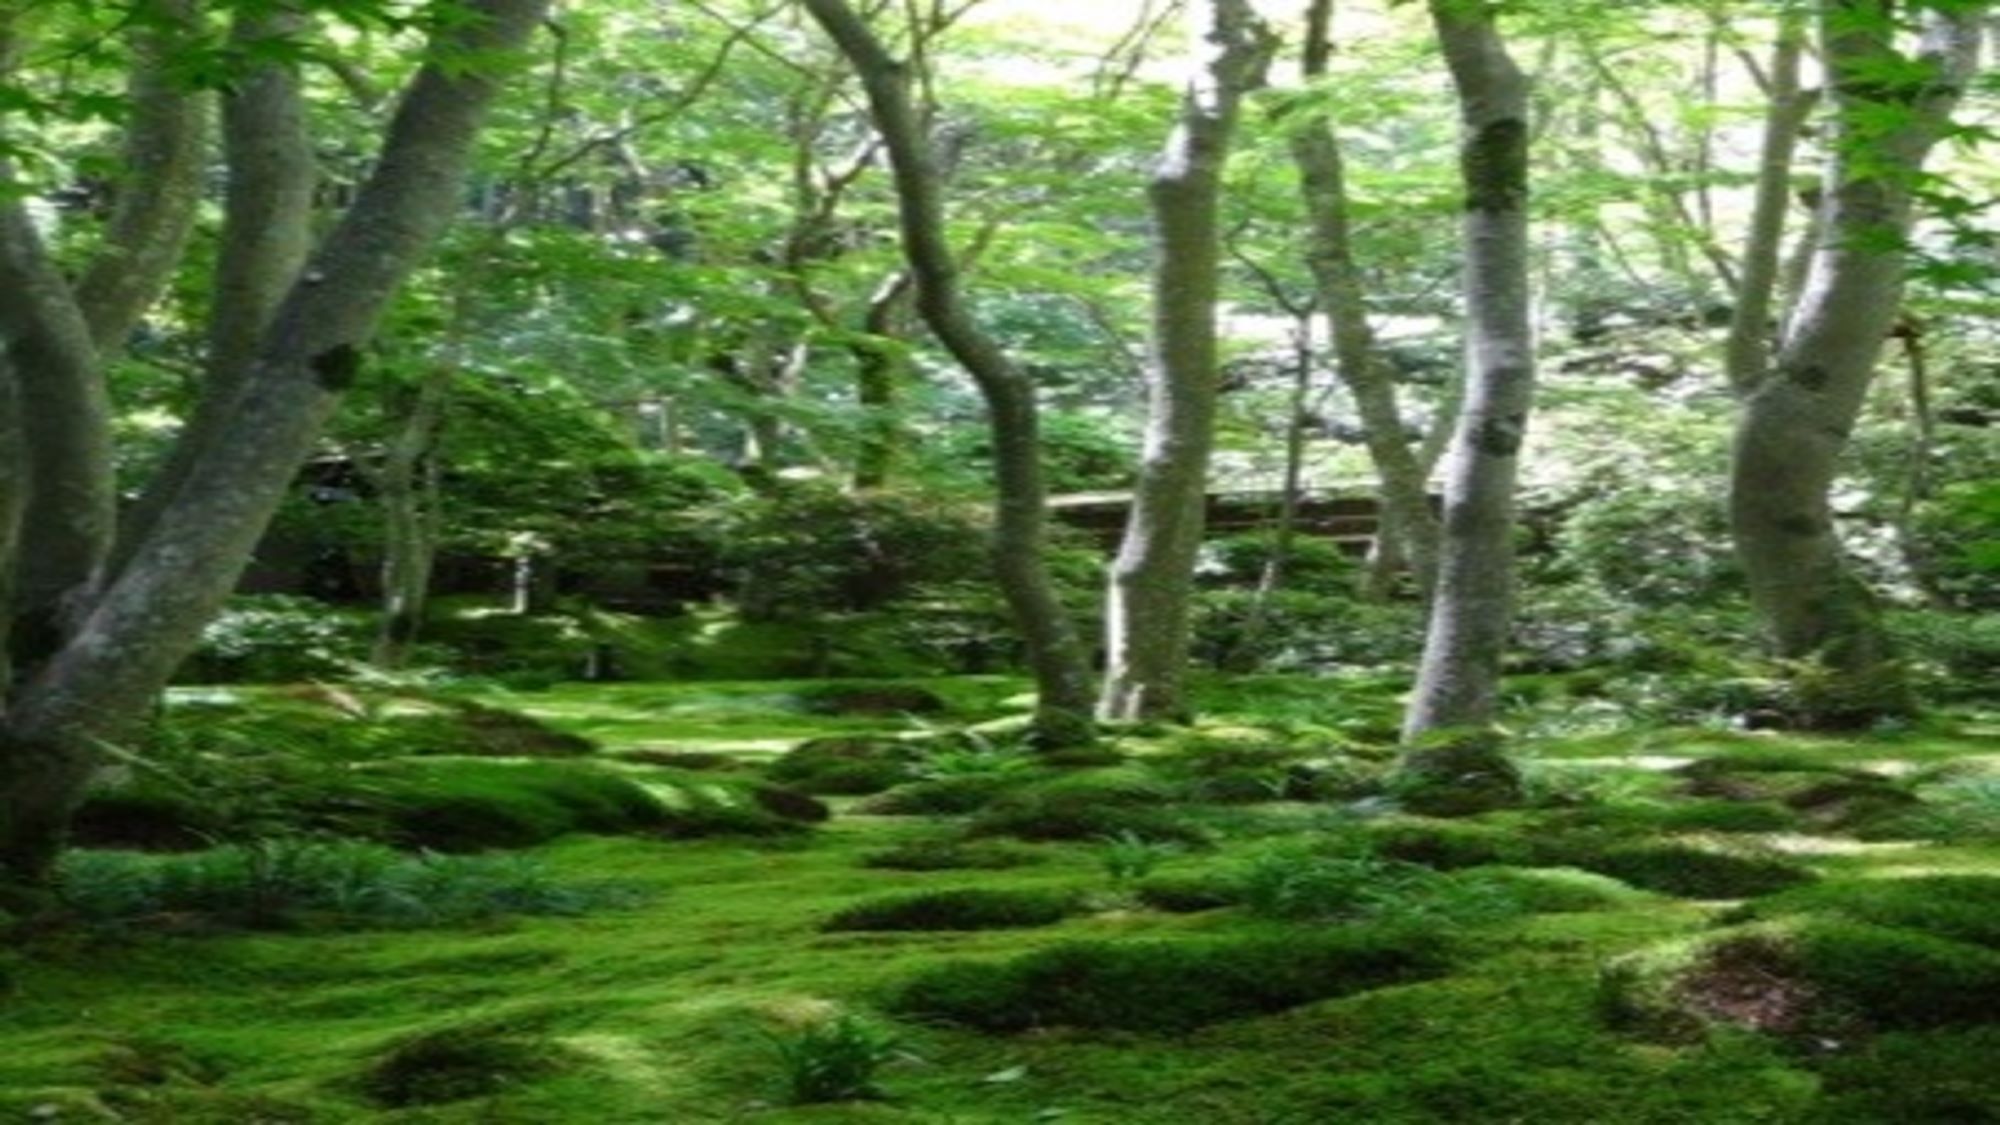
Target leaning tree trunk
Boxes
[1730,1,1985,728]
[0,0,549,893]
[1290,0,1439,605]
[1100,0,1275,723]
[1401,3,1534,761]
[801,0,1097,746]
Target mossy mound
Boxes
[1552,799,1802,835]
[858,839,1041,871]
[1569,838,1815,899]
[1445,866,1651,913]
[1363,818,1528,870]
[1602,921,2000,1041]
[343,760,669,851]
[1133,871,1245,913]
[1728,874,2000,949]
[644,772,826,837]
[1389,730,1524,816]
[388,700,597,758]
[766,736,925,796]
[1677,757,1912,829]
[855,774,1026,816]
[822,887,1075,932]
[966,771,1204,845]
[360,1020,573,1107]
[892,928,1452,1033]
[798,683,949,716]
[1811,1028,2000,1123]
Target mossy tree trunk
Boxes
[801,0,1097,746]
[1729,0,1985,728]
[1402,0,1535,746]
[1100,0,1275,723]
[0,0,550,894]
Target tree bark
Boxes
[1403,2,1535,741]
[852,272,914,491]
[1290,0,1439,605]
[1730,1,1986,727]
[1724,18,1815,397]
[0,0,549,890]
[1100,0,1274,722]
[800,0,1097,746]
[113,3,319,574]
[373,370,452,669]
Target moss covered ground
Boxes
[3,673,1996,1122]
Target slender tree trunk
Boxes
[1730,1,1984,728]
[0,0,549,891]
[1290,0,1439,605]
[801,0,1097,745]
[1100,0,1274,722]
[1233,310,1316,669]
[1724,18,1814,397]
[852,272,913,491]
[374,371,452,669]
[1403,2,1535,744]
[113,4,319,572]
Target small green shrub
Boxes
[57,841,625,929]
[766,737,923,796]
[1099,830,1181,885]
[892,928,1452,1033]
[1237,845,1523,925]
[859,839,1040,872]
[180,595,365,683]
[361,1019,571,1107]
[1574,840,1815,899]
[1892,777,2000,842]
[765,1013,904,1105]
[823,888,1074,932]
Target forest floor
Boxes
[2,674,1997,1123]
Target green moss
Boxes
[892,928,1453,1033]
[352,760,668,851]
[1573,840,1816,899]
[1446,866,1650,913]
[1812,1028,2000,1123]
[858,838,1040,871]
[1134,871,1245,913]
[359,1019,573,1107]
[822,887,1075,932]
[1729,874,2000,949]
[1364,818,1528,870]
[766,736,924,796]
[855,774,1021,816]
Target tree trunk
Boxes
[1290,0,1439,605]
[374,371,451,669]
[1403,2,1535,743]
[1730,1,1984,728]
[852,272,913,491]
[1724,18,1814,397]
[1232,310,1315,669]
[801,0,1097,746]
[0,0,549,891]
[1100,0,1274,722]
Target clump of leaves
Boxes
[1237,843,1519,925]
[1099,829,1181,886]
[765,1013,905,1104]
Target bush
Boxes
[361,1019,572,1107]
[57,841,626,929]
[178,595,365,683]
[859,839,1040,872]
[823,888,1075,932]
[1236,844,1523,926]
[765,1013,903,1105]
[1572,840,1815,899]
[767,737,924,796]
[892,928,1452,1033]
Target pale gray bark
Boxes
[1730,1,1986,727]
[1724,18,1815,396]
[0,0,549,888]
[373,371,451,669]
[1290,0,1438,605]
[114,4,319,571]
[1403,2,1535,741]
[1100,0,1275,722]
[74,0,210,353]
